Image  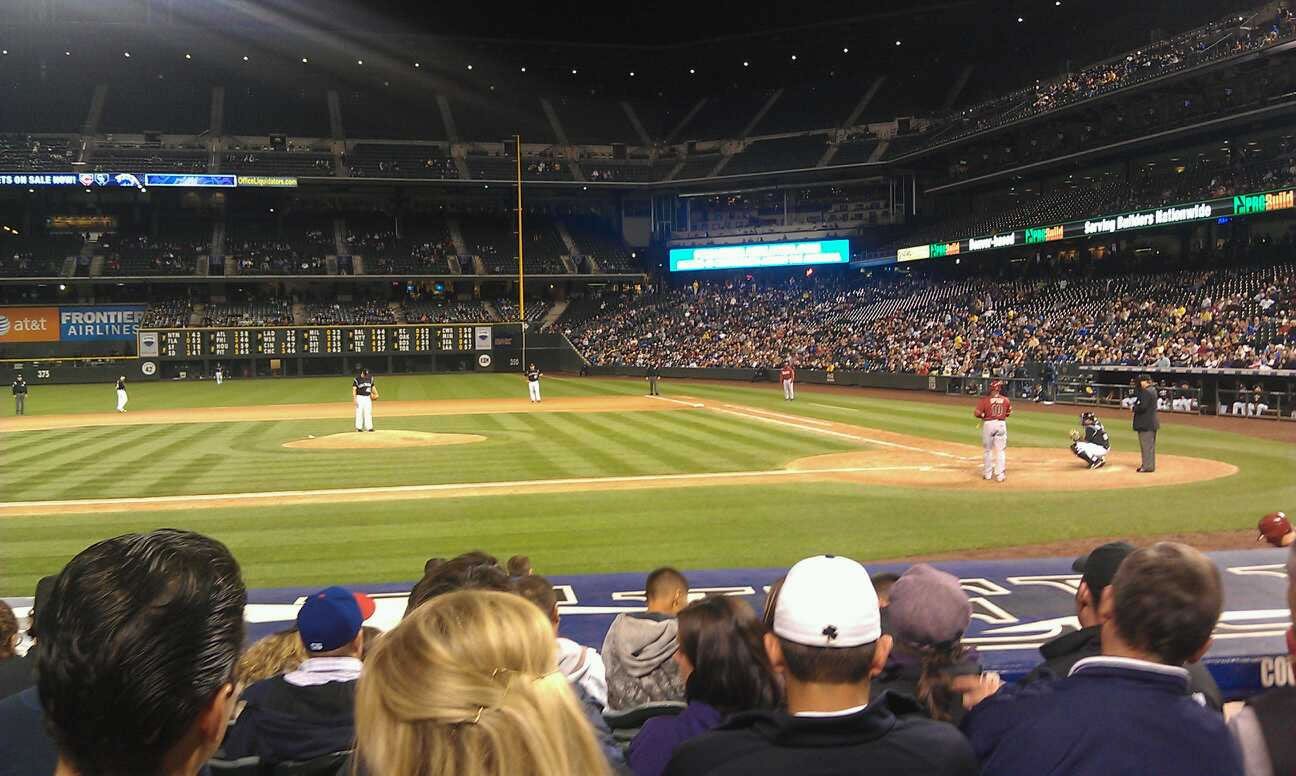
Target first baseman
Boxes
[974,379,1011,482]
[115,375,128,413]
[353,368,378,431]
[11,374,27,415]
[526,363,542,403]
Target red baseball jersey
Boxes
[975,394,1012,421]
[780,366,795,381]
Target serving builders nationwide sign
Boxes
[893,186,1296,264]
[669,239,851,272]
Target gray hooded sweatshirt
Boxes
[600,611,686,710]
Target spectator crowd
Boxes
[4,528,1294,775]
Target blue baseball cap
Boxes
[297,586,368,653]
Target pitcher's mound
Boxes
[284,430,486,450]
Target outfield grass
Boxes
[2,375,1292,596]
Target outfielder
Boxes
[215,364,224,386]
[974,379,1011,482]
[115,375,128,413]
[526,363,542,403]
[1069,411,1110,469]
[353,368,377,431]
[780,362,796,401]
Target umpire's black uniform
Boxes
[1132,378,1160,472]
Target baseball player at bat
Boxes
[1069,412,1110,469]
[974,379,1011,482]
[353,368,377,432]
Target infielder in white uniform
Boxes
[526,363,542,403]
[353,368,377,431]
[215,364,224,386]
[115,375,128,412]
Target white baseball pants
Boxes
[981,420,1007,478]
[528,381,541,402]
[1074,441,1108,462]
[355,395,373,430]
[783,379,795,400]
[116,389,128,412]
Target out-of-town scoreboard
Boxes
[140,324,488,359]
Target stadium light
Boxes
[742,61,749,67]
[571,68,577,74]
[520,66,526,72]
[414,62,421,68]
[629,71,635,76]
[895,40,902,46]
[1017,16,1024,22]
[242,55,249,61]
[842,47,849,53]
[357,59,364,65]
[58,284,66,291]
[64,51,70,56]
[1,51,7,55]
[467,64,473,70]
[123,51,131,58]
[791,54,798,61]
[689,68,695,74]
[301,57,309,63]
[185,53,192,59]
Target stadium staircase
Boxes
[59,257,76,277]
[471,255,488,275]
[448,256,463,274]
[189,304,205,327]
[353,256,367,275]
[223,256,237,277]
[819,77,886,167]
[88,255,104,276]
[482,301,501,321]
[291,304,306,325]
[447,219,469,257]
[538,300,568,331]
[556,222,583,259]
[388,301,403,322]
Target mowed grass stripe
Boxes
[1,425,127,467]
[621,410,793,470]
[49,423,215,501]
[0,423,179,500]
[560,412,699,475]
[599,410,777,472]
[681,407,859,459]
[468,413,588,480]
[516,413,632,478]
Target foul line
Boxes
[649,395,706,408]
[711,404,974,461]
[0,464,935,514]
[721,403,834,426]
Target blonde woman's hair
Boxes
[356,590,610,776]
[236,629,308,685]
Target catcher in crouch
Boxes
[1069,411,1111,469]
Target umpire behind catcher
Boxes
[1132,374,1159,473]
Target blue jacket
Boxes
[962,657,1241,776]
[629,701,724,776]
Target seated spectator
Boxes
[0,575,54,700]
[1020,541,1222,710]
[629,595,781,776]
[221,586,375,764]
[0,602,18,680]
[603,567,690,710]
[665,555,977,775]
[508,554,533,577]
[0,575,60,776]
[355,589,611,776]
[516,574,609,708]
[870,564,981,723]
[236,628,310,686]
[1229,541,1296,775]
[961,542,1240,776]
[404,549,513,617]
[36,529,246,776]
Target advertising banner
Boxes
[58,306,147,342]
[0,307,60,343]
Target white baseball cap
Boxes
[773,555,881,648]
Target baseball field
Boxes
[1,373,1292,597]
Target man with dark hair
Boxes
[36,529,247,776]
[516,574,608,708]
[666,555,976,775]
[871,572,901,609]
[0,575,55,701]
[404,550,512,617]
[221,586,374,764]
[603,567,690,710]
[507,554,533,577]
[1021,541,1222,710]
[0,575,61,776]
[962,542,1239,775]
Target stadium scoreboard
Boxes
[669,239,851,272]
[143,324,487,359]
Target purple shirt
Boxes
[629,701,724,776]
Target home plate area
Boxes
[13,550,1280,699]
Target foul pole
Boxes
[515,133,526,369]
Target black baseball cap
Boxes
[1072,541,1135,595]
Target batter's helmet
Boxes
[1257,512,1292,547]
[989,380,1005,393]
